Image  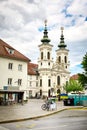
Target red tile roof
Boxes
[28,63,38,75]
[70,74,79,80]
[0,39,31,62]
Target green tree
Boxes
[78,52,87,86]
[64,79,83,93]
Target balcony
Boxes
[3,86,20,91]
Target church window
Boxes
[65,56,67,63]
[40,79,42,87]
[57,76,60,85]
[48,62,50,65]
[48,79,51,87]
[41,52,43,59]
[59,56,61,63]
[47,52,50,59]
[41,62,42,66]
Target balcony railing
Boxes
[3,86,20,91]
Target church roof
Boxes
[58,27,67,49]
[41,20,51,43]
[70,74,79,80]
[28,62,38,75]
[0,39,30,62]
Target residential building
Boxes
[0,39,30,103]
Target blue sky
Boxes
[0,0,87,76]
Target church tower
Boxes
[38,20,53,96]
[55,27,70,92]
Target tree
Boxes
[78,52,87,86]
[63,79,83,93]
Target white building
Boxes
[27,63,39,98]
[37,22,70,97]
[0,39,30,103]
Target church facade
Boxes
[37,21,70,97]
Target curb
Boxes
[0,106,87,124]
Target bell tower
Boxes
[38,20,53,70]
[38,20,53,96]
[56,27,70,71]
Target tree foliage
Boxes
[81,52,87,74]
[63,79,83,93]
[78,52,87,86]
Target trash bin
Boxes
[63,98,74,106]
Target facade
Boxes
[38,22,70,97]
[0,39,30,103]
[27,63,39,98]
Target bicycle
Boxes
[41,100,51,111]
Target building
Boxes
[27,62,39,98]
[37,21,70,97]
[0,39,30,104]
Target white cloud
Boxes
[0,0,87,75]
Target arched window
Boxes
[40,89,42,96]
[65,56,67,63]
[48,79,51,87]
[57,76,60,85]
[48,89,51,97]
[41,52,43,59]
[47,52,50,59]
[59,56,61,63]
[40,79,42,87]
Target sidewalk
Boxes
[0,99,85,124]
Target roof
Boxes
[0,39,31,62]
[28,62,38,75]
[70,74,79,80]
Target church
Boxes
[37,21,70,97]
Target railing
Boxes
[3,86,20,91]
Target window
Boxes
[8,78,12,85]
[65,56,67,63]
[58,56,61,63]
[48,62,50,66]
[18,79,22,86]
[18,64,22,71]
[36,82,38,87]
[36,76,38,80]
[8,63,13,70]
[5,47,14,55]
[57,76,60,85]
[48,79,51,87]
[30,81,32,86]
[47,52,50,59]
[9,49,14,54]
[41,52,43,59]
[40,79,42,87]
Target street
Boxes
[0,109,87,130]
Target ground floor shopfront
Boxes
[0,90,24,105]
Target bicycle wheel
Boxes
[41,104,47,110]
